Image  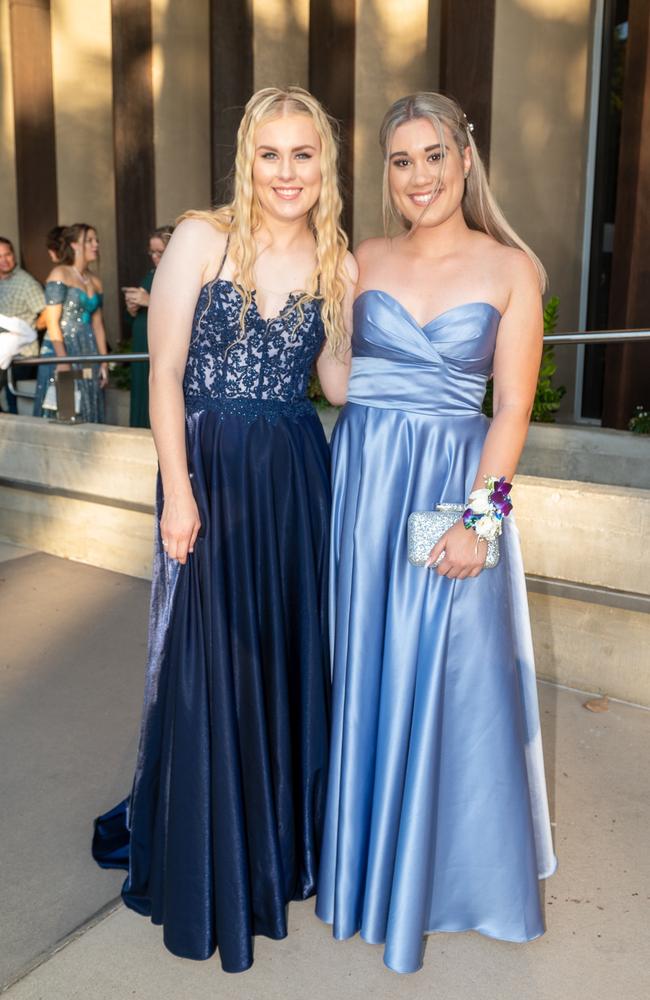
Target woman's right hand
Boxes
[160,487,201,564]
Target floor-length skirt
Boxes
[94,400,331,972]
[316,402,557,973]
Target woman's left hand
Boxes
[426,519,487,579]
[98,361,109,388]
[130,287,150,309]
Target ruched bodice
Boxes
[347,290,500,416]
[184,279,324,415]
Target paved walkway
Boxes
[1,542,648,1000]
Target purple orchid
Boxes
[488,477,513,517]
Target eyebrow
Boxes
[256,144,318,152]
[390,143,442,158]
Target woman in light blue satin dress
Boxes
[316,93,557,973]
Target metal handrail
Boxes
[6,329,650,412]
[9,327,650,373]
[541,330,650,345]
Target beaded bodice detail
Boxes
[184,280,324,413]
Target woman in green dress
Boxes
[123,225,173,427]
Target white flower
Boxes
[467,488,491,514]
[474,513,502,541]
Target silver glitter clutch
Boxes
[407,503,500,569]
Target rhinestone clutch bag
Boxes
[407,503,500,569]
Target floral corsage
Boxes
[462,475,513,542]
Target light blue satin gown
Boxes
[316,290,557,973]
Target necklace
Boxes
[72,265,91,287]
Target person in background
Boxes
[33,223,109,422]
[122,225,174,427]
[46,226,66,264]
[0,236,46,413]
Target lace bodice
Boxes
[184,280,324,412]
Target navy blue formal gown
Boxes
[93,278,331,972]
[316,292,556,973]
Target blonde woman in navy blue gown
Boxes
[93,88,356,972]
[316,93,556,972]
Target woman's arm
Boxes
[91,301,110,387]
[428,253,543,578]
[470,254,543,487]
[45,303,66,356]
[315,252,358,405]
[44,267,68,358]
[148,219,225,563]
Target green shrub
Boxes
[628,405,650,434]
[482,295,566,421]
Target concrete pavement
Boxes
[1,543,649,1000]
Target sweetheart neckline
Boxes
[354,289,502,330]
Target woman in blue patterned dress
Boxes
[93,88,356,973]
[34,223,108,422]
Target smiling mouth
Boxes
[408,189,441,207]
[273,187,303,200]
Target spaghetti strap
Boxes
[196,233,231,327]
[215,232,230,282]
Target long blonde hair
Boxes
[182,87,349,353]
[379,92,547,291]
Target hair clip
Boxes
[462,113,475,135]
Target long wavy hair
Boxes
[379,92,547,291]
[182,87,349,353]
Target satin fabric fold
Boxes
[94,402,332,972]
[93,280,333,973]
[316,293,556,973]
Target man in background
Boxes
[0,237,47,413]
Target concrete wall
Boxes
[352,0,440,245]
[252,0,309,91]
[1,417,648,705]
[50,0,119,344]
[0,0,19,248]
[152,0,212,223]
[490,0,594,413]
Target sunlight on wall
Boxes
[491,0,592,414]
[152,0,211,221]
[50,0,118,342]
[253,0,309,90]
[0,0,19,246]
[353,0,435,244]
[515,0,587,24]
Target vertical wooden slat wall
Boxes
[210,0,254,204]
[440,0,496,170]
[8,0,57,282]
[308,0,356,239]
[602,0,650,428]
[111,0,156,329]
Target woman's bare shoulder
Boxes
[173,216,227,253]
[46,265,69,283]
[354,236,392,266]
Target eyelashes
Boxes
[259,152,313,161]
[392,152,444,168]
